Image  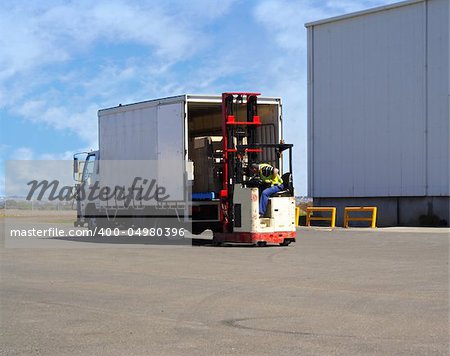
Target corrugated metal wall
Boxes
[307,0,449,198]
[426,0,450,195]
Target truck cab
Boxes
[73,150,98,228]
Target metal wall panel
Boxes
[99,105,159,161]
[426,0,449,196]
[308,0,449,198]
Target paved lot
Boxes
[1,226,449,355]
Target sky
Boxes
[0,0,396,196]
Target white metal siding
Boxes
[426,0,449,196]
[99,105,159,161]
[308,0,449,198]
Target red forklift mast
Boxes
[220,92,262,233]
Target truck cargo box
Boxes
[98,94,283,206]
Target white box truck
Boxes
[74,93,296,245]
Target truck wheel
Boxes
[279,240,291,246]
[256,241,267,247]
[87,217,99,236]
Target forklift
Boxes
[213,92,297,246]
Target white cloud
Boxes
[13,102,99,148]
[0,144,10,161]
[0,0,236,147]
[13,147,35,160]
[39,150,80,160]
[9,146,88,161]
[0,0,235,84]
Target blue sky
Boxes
[0,0,395,195]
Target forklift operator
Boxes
[250,163,284,217]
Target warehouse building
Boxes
[306,0,449,226]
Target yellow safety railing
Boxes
[295,207,301,227]
[344,207,377,228]
[306,207,336,228]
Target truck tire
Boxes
[87,217,99,236]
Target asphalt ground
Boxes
[1,226,449,355]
